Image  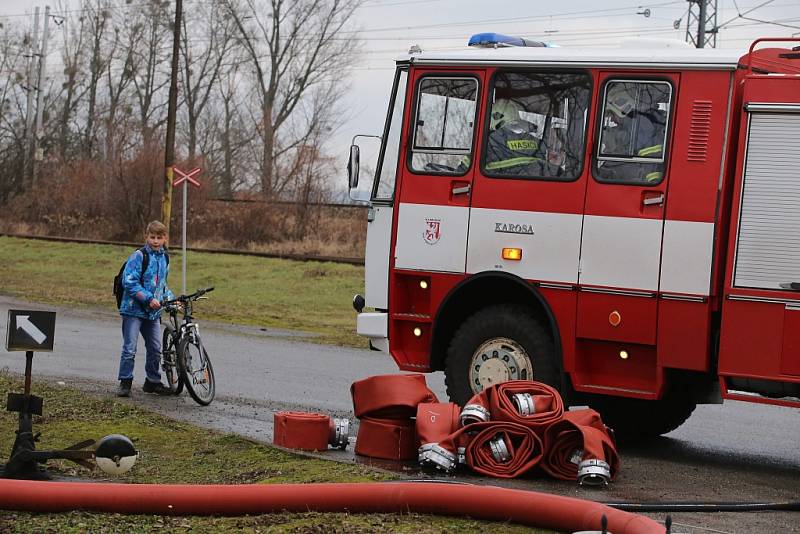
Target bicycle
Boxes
[161,287,216,406]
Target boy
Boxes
[116,221,175,397]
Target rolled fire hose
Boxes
[351,374,438,419]
[415,402,461,447]
[354,417,417,461]
[541,409,619,485]
[461,421,544,479]
[0,479,663,533]
[273,412,331,451]
[473,380,565,434]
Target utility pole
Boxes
[23,7,40,188]
[161,0,183,235]
[685,0,718,48]
[31,5,51,186]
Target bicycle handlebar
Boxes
[162,286,215,307]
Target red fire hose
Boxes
[471,380,565,434]
[0,479,662,533]
[351,374,438,419]
[415,402,461,446]
[353,417,417,460]
[542,409,620,482]
[461,421,544,478]
[273,412,331,451]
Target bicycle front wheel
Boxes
[161,325,184,395]
[177,334,215,406]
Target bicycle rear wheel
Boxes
[161,325,184,395]
[178,334,215,406]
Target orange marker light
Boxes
[502,248,523,261]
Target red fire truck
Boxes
[348,35,800,438]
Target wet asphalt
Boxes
[0,295,797,533]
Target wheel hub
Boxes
[469,337,533,394]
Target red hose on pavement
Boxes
[351,374,438,419]
[0,479,663,533]
[353,417,417,460]
[460,421,544,478]
[415,402,461,446]
[542,409,620,481]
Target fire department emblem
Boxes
[423,218,442,245]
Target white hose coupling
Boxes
[457,447,466,465]
[511,392,536,415]
[418,443,458,473]
[460,404,490,427]
[488,433,511,463]
[329,418,350,450]
[578,459,611,486]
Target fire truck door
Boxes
[577,75,678,346]
[719,76,800,382]
[393,72,484,274]
[364,68,408,311]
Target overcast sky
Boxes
[3,0,798,188]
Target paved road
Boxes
[1,295,798,533]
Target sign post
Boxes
[172,166,202,294]
[4,310,55,479]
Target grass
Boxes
[0,236,365,347]
[0,372,545,533]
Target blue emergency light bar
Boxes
[468,32,551,48]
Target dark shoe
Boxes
[116,379,133,397]
[142,380,172,396]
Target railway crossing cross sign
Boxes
[5,310,56,352]
[172,166,202,187]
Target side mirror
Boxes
[348,144,360,190]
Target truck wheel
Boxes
[444,304,559,406]
[589,391,696,440]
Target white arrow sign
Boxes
[17,315,47,344]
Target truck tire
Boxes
[444,304,560,406]
[589,391,696,440]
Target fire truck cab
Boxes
[349,36,800,437]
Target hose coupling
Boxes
[460,404,490,426]
[457,447,466,465]
[329,418,350,450]
[418,443,458,473]
[511,393,536,415]
[488,433,511,463]
[578,459,611,486]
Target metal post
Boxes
[162,0,184,235]
[24,8,40,187]
[23,351,33,397]
[697,0,707,48]
[182,180,187,295]
[31,5,50,186]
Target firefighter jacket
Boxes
[485,120,547,175]
[596,110,666,184]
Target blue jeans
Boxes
[118,315,162,383]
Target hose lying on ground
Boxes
[0,479,664,534]
[604,501,800,513]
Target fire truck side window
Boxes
[595,80,672,185]
[483,71,591,180]
[410,77,478,175]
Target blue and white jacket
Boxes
[119,245,174,320]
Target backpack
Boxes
[113,247,169,309]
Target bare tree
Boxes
[127,0,171,146]
[82,1,111,157]
[55,1,89,159]
[221,0,361,199]
[179,1,236,161]
[0,22,28,201]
